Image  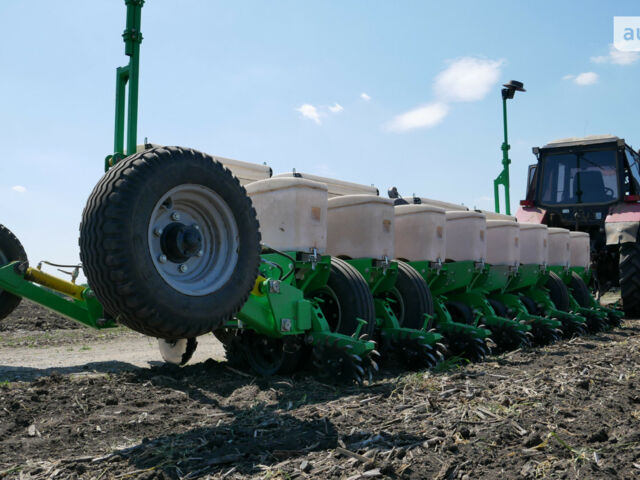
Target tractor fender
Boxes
[605,203,640,245]
[515,206,547,224]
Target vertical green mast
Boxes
[108,0,144,170]
[494,80,525,215]
[494,95,511,215]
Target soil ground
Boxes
[1,300,640,479]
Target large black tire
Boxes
[308,257,376,339]
[79,147,261,339]
[620,240,640,318]
[545,272,570,312]
[389,260,434,330]
[0,225,28,320]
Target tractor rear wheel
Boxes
[0,225,28,320]
[620,240,640,318]
[389,260,434,330]
[79,147,261,339]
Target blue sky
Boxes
[1,0,639,270]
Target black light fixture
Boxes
[501,80,526,100]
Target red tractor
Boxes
[516,135,640,318]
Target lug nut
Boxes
[158,254,167,264]
[193,224,200,230]
[196,250,204,257]
[153,227,163,237]
[178,264,188,273]
[171,212,181,221]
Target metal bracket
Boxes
[268,280,281,294]
[280,318,292,332]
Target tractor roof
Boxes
[542,135,622,149]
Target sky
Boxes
[0,0,639,273]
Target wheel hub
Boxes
[160,222,203,263]
[147,184,240,296]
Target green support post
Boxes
[494,96,511,215]
[108,0,144,170]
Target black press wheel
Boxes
[242,332,302,376]
[307,257,377,383]
[389,260,434,330]
[520,295,561,346]
[308,257,376,339]
[0,224,28,320]
[80,147,261,339]
[445,300,475,325]
[545,272,571,312]
[569,272,592,307]
[488,298,508,318]
[570,272,607,333]
[443,301,489,361]
[620,240,640,318]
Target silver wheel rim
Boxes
[148,184,239,296]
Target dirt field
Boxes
[1,301,640,479]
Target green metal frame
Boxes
[548,265,623,324]
[346,258,444,352]
[424,260,533,348]
[221,253,375,358]
[0,263,114,329]
[410,260,491,342]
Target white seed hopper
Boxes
[519,223,549,266]
[326,195,394,260]
[246,177,328,253]
[445,211,486,262]
[548,228,571,268]
[394,204,446,262]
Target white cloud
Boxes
[11,185,26,193]
[387,102,449,132]
[434,57,504,103]
[591,44,639,65]
[360,92,371,101]
[328,103,344,113]
[387,56,502,133]
[563,72,599,86]
[295,104,321,124]
[574,72,599,86]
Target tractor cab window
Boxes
[625,147,640,194]
[539,149,619,205]
[526,164,537,199]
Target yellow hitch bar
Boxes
[25,268,85,301]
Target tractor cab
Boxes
[522,135,640,234]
